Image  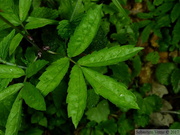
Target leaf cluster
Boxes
[0,0,179,134]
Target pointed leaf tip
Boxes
[0,65,25,78]
[82,67,139,109]
[67,65,87,128]
[67,5,102,57]
[78,45,143,67]
[36,57,70,96]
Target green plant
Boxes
[1,0,180,134]
[0,0,143,134]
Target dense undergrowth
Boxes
[0,0,180,135]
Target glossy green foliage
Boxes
[26,60,48,78]
[67,5,102,57]
[82,67,139,109]
[86,100,110,123]
[0,65,25,78]
[171,69,180,93]
[0,30,15,59]
[155,63,176,85]
[5,93,22,135]
[0,0,14,13]
[25,17,58,29]
[0,13,20,27]
[0,78,12,91]
[19,0,32,21]
[78,45,143,67]
[0,83,23,101]
[9,33,23,55]
[0,94,15,127]
[36,57,70,96]
[67,65,87,128]
[21,82,46,111]
[2,0,173,133]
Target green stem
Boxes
[0,14,59,56]
[0,58,27,69]
[0,14,41,51]
[112,0,131,23]
[69,58,76,64]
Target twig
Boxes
[161,110,180,115]
[0,58,27,69]
[0,14,41,51]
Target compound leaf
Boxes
[36,57,69,96]
[5,93,22,135]
[0,83,23,102]
[82,67,139,109]
[9,33,23,55]
[78,45,143,67]
[0,65,25,78]
[67,65,87,128]
[67,5,102,57]
[21,82,46,111]
[26,60,49,78]
[19,0,32,21]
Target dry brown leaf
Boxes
[150,82,168,98]
[159,52,169,63]
[139,62,153,84]
[150,34,159,48]
[160,100,173,111]
[150,113,174,127]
